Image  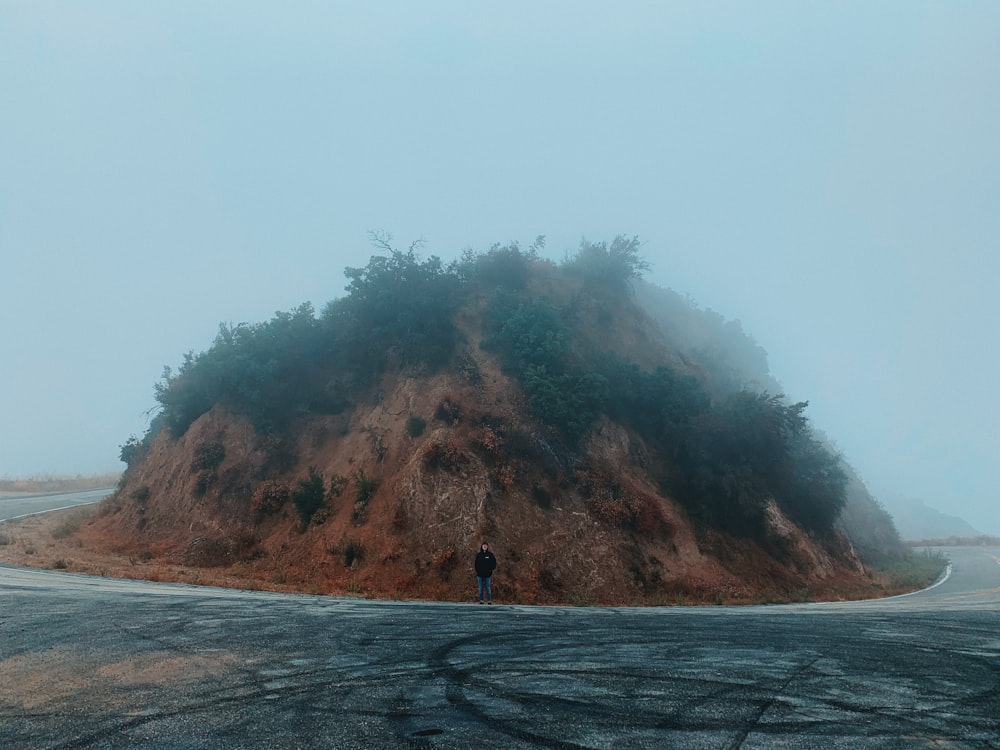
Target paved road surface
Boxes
[0,489,114,522]
[1,497,997,748]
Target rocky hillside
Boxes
[100,238,902,604]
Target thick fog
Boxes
[1,3,997,534]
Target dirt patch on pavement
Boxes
[0,645,243,712]
[0,647,91,710]
[97,652,244,686]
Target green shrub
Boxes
[330,246,463,376]
[484,297,605,443]
[252,480,290,515]
[292,467,326,527]
[154,303,333,436]
[561,235,649,296]
[421,439,469,471]
[672,391,847,536]
[193,470,213,496]
[521,366,607,443]
[352,470,378,523]
[328,474,348,498]
[453,239,542,290]
[192,442,225,472]
[406,415,427,438]
[119,435,146,468]
[435,397,461,424]
[343,541,365,568]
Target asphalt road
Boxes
[0,489,114,522]
[1,500,997,749]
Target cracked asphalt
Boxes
[1,498,997,749]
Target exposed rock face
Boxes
[99,348,879,605]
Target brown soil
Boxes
[0,504,909,605]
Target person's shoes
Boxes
[479,600,484,604]
[487,601,492,605]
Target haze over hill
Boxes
[92,240,917,604]
[880,495,983,542]
[2,4,997,540]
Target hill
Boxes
[879,494,982,541]
[97,237,909,604]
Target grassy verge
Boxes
[870,548,948,593]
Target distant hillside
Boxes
[879,495,982,541]
[97,236,909,604]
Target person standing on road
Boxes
[474,542,497,604]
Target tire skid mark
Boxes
[428,632,597,749]
[5,545,999,749]
[46,662,425,750]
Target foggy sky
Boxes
[2,2,997,535]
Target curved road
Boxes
[0,489,114,522]
[1,498,997,749]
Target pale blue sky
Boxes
[1,2,997,534]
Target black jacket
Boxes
[475,550,497,578]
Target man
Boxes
[474,542,497,604]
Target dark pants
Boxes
[477,575,492,602]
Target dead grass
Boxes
[0,505,925,606]
[0,508,266,592]
[0,645,243,711]
[869,551,948,594]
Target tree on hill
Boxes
[453,237,546,291]
[483,294,607,445]
[153,303,330,436]
[154,247,464,438]
[673,392,846,536]
[326,246,463,376]
[563,235,650,295]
